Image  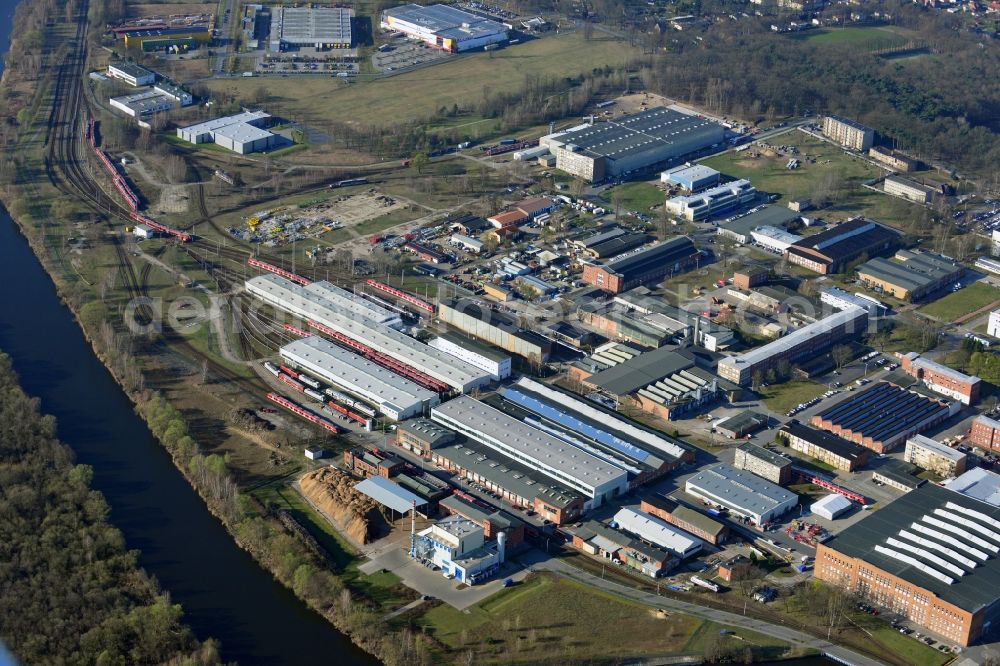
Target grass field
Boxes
[796,26,909,48]
[205,32,635,130]
[760,380,827,414]
[918,282,1000,321]
[699,131,916,230]
[417,574,791,663]
[602,181,664,213]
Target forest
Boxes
[0,353,220,666]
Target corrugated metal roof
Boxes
[355,476,426,513]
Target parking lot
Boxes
[372,39,451,73]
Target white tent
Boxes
[811,494,853,520]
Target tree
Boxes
[831,345,852,371]
[751,370,764,391]
[410,152,429,174]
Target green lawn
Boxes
[918,282,1000,322]
[417,574,792,663]
[603,181,664,213]
[866,621,952,666]
[796,26,909,49]
[760,380,827,414]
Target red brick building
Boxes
[440,493,526,549]
[343,446,405,479]
[581,236,700,294]
[969,415,1000,451]
[898,352,981,406]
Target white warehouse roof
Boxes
[431,395,628,498]
[811,493,853,520]
[613,507,702,557]
[246,274,489,391]
[280,336,437,419]
[686,464,797,523]
[304,281,402,328]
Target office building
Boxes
[733,442,792,484]
[176,111,279,154]
[785,218,900,274]
[969,415,1000,452]
[822,115,874,151]
[685,464,798,527]
[884,175,935,204]
[431,396,629,505]
[717,306,868,385]
[904,435,967,477]
[269,7,353,50]
[815,484,1000,646]
[436,298,551,363]
[381,4,507,52]
[665,180,757,221]
[855,251,964,302]
[898,352,981,406]
[613,507,703,558]
[810,382,954,454]
[580,236,701,293]
[661,164,720,191]
[540,107,725,182]
[429,331,511,381]
[779,420,870,472]
[639,495,729,544]
[107,62,155,86]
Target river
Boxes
[0,2,376,663]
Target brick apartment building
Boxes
[969,415,1000,452]
[898,352,981,406]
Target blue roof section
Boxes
[499,387,651,463]
[355,476,426,513]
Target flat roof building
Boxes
[785,218,900,275]
[970,415,1000,452]
[884,175,935,204]
[568,521,674,578]
[665,180,757,222]
[381,4,507,53]
[304,281,403,329]
[395,418,455,456]
[898,351,981,406]
[716,410,768,440]
[660,164,720,191]
[905,434,967,478]
[855,251,964,302]
[541,107,726,183]
[428,331,511,381]
[639,495,729,544]
[780,419,870,472]
[246,275,490,392]
[685,464,798,527]
[581,236,701,293]
[107,62,155,86]
[815,483,1000,646]
[717,206,800,245]
[822,115,874,151]
[946,468,1000,507]
[270,7,353,50]
[613,507,703,558]
[431,396,629,506]
[280,336,438,420]
[109,89,176,118]
[717,306,868,386]
[820,287,887,317]
[176,111,279,154]
[733,442,792,484]
[810,382,954,454]
[872,460,924,493]
[437,298,551,363]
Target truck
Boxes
[498,138,518,145]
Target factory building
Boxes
[269,7,353,50]
[779,420,870,472]
[717,206,800,245]
[639,495,729,545]
[716,411,768,440]
[717,306,868,386]
[540,107,726,183]
[884,175,935,204]
[430,438,585,524]
[567,521,674,577]
[971,415,1000,452]
[815,484,1000,647]
[751,226,802,253]
[898,352,981,406]
[431,396,629,506]
[822,115,874,151]
[429,331,511,381]
[820,287,887,317]
[437,298,551,363]
[733,442,792,484]
[440,494,525,549]
[810,382,955,454]
[581,236,701,293]
[246,275,491,392]
[280,336,438,420]
[855,251,965,302]
[381,4,507,52]
[109,89,176,117]
[785,218,900,275]
[107,62,155,86]
[176,111,279,154]
[613,507,703,558]
[872,460,924,493]
[395,418,455,457]
[660,164,720,192]
[574,228,650,259]
[614,288,735,351]
[153,82,193,106]
[494,377,694,485]
[412,515,504,585]
[685,464,798,527]
[304,281,403,329]
[904,435,967,478]
[664,180,757,222]
[122,27,211,51]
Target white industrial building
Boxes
[176,111,279,154]
[820,287,886,317]
[153,82,193,106]
[107,62,155,86]
[450,234,483,253]
[685,464,798,526]
[412,515,504,584]
[280,336,438,420]
[431,396,629,505]
[750,225,801,253]
[429,331,511,380]
[661,164,721,191]
[613,507,702,558]
[811,494,853,520]
[246,274,490,392]
[110,89,176,117]
[304,281,403,329]
[381,4,508,53]
[665,179,757,221]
